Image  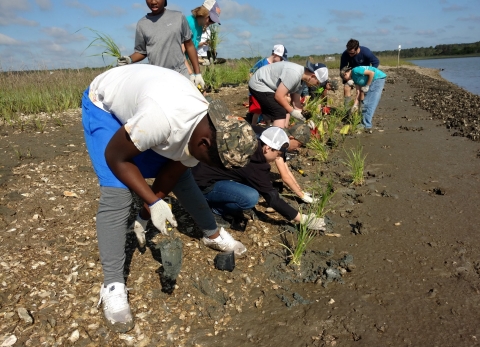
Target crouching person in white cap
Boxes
[82,64,257,333]
[248,60,329,128]
[192,126,326,231]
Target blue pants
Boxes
[203,180,259,218]
[82,88,216,285]
[362,78,385,129]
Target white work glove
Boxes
[117,56,132,66]
[350,104,359,114]
[191,74,205,88]
[300,213,326,230]
[129,215,149,248]
[301,192,318,204]
[290,109,306,121]
[307,120,316,129]
[149,199,177,235]
[347,80,354,87]
[361,85,369,93]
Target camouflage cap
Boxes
[285,123,311,146]
[328,79,339,91]
[208,99,257,168]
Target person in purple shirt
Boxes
[340,39,379,107]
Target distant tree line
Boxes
[373,41,480,58]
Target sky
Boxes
[0,0,479,70]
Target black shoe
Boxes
[230,217,248,232]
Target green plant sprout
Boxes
[306,136,329,162]
[343,144,367,185]
[79,28,121,67]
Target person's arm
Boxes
[363,69,375,86]
[291,92,302,109]
[367,49,380,68]
[182,43,194,75]
[130,52,146,63]
[184,39,200,74]
[275,157,304,199]
[275,82,295,112]
[103,127,159,204]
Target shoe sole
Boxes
[103,316,135,333]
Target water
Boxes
[410,57,480,96]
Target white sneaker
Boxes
[202,227,247,257]
[97,283,134,333]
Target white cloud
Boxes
[41,27,86,44]
[35,0,52,10]
[458,15,480,22]
[291,26,325,40]
[330,10,365,20]
[0,33,21,45]
[132,3,144,9]
[65,0,126,17]
[0,0,38,26]
[415,30,436,36]
[327,37,339,43]
[237,31,251,39]
[442,4,466,11]
[125,23,137,32]
[218,0,262,25]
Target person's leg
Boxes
[361,78,385,129]
[203,180,259,218]
[97,187,132,284]
[249,88,287,129]
[82,88,134,332]
[171,169,218,238]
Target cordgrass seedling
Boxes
[343,144,367,185]
[79,27,121,67]
[307,137,329,162]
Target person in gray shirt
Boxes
[248,61,329,128]
[117,0,205,88]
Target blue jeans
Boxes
[203,181,259,218]
[362,78,385,129]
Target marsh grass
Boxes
[343,144,367,185]
[79,28,121,66]
[0,68,104,123]
[307,137,329,162]
[314,181,335,217]
[279,206,317,267]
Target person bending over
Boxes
[248,60,329,128]
[82,64,256,333]
[192,126,326,230]
[340,38,379,107]
[340,65,387,132]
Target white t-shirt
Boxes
[197,28,210,57]
[248,61,305,94]
[88,64,208,167]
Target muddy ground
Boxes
[1,67,480,347]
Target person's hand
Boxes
[301,213,326,230]
[117,56,132,66]
[301,192,318,204]
[290,109,305,121]
[347,80,354,87]
[350,105,359,114]
[149,199,177,235]
[193,74,205,88]
[361,85,369,93]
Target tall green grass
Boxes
[0,68,105,123]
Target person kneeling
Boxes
[192,126,326,231]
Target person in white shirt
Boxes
[82,64,256,333]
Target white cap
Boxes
[259,127,290,151]
[272,44,288,61]
[315,67,329,84]
[203,0,216,10]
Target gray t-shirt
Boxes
[248,62,305,94]
[134,9,192,78]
